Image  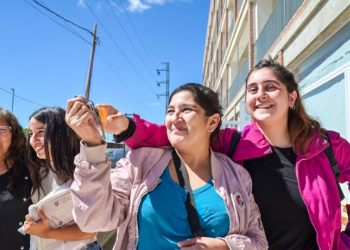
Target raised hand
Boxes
[95,104,130,135]
[66,96,102,146]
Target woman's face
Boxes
[165,90,215,151]
[245,68,297,126]
[0,118,12,159]
[29,118,47,160]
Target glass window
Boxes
[295,23,350,90]
[302,73,346,138]
[302,73,348,201]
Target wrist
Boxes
[114,117,135,142]
[82,139,103,147]
[43,227,54,239]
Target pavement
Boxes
[97,229,117,250]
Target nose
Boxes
[170,111,183,123]
[256,87,267,100]
[31,133,42,142]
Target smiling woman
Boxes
[25,107,99,250]
[0,108,32,250]
[65,84,268,250]
[112,58,350,250]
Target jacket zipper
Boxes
[132,179,161,250]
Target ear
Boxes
[289,91,297,108]
[208,113,220,133]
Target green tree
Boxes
[23,128,29,136]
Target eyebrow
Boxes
[29,126,45,131]
[167,103,197,109]
[247,79,280,88]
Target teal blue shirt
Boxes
[137,166,229,250]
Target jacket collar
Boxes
[233,120,272,162]
[233,120,329,162]
[151,148,222,181]
[210,148,222,180]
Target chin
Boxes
[36,154,46,160]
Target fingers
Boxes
[66,96,87,115]
[66,101,93,128]
[177,238,201,247]
[25,214,33,222]
[38,206,48,221]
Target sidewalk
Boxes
[97,229,116,250]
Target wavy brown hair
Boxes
[0,108,27,190]
[245,57,323,155]
[26,107,80,200]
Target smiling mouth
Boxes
[35,146,44,152]
[256,105,273,109]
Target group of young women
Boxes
[0,107,99,249]
[1,57,350,249]
[65,57,350,250]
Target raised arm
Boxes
[121,114,238,153]
[66,97,133,232]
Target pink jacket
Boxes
[71,142,268,250]
[125,115,350,250]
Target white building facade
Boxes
[203,0,350,198]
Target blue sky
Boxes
[0,0,209,140]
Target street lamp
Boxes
[11,88,14,113]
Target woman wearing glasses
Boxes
[0,108,32,250]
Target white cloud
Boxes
[78,0,190,13]
[145,0,167,4]
[128,0,151,13]
[77,0,86,7]
[108,1,124,14]
[148,102,161,106]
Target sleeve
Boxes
[124,114,238,155]
[210,127,238,156]
[124,114,170,150]
[220,165,268,250]
[329,130,350,184]
[71,141,133,232]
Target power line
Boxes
[31,0,100,43]
[0,87,46,107]
[37,0,91,45]
[118,0,158,70]
[104,0,157,81]
[95,50,158,120]
[83,0,158,95]
[24,0,91,45]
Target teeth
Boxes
[258,105,271,108]
[35,146,43,151]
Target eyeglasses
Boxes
[0,126,12,136]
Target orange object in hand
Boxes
[98,108,107,126]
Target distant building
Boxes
[203,0,350,198]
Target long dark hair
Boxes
[27,107,80,199]
[169,83,223,141]
[0,108,27,190]
[245,57,323,154]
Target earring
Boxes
[290,105,296,110]
[208,129,212,133]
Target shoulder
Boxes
[212,151,251,181]
[121,147,172,170]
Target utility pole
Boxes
[11,88,14,113]
[85,23,97,100]
[156,62,170,114]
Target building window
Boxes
[294,23,350,90]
